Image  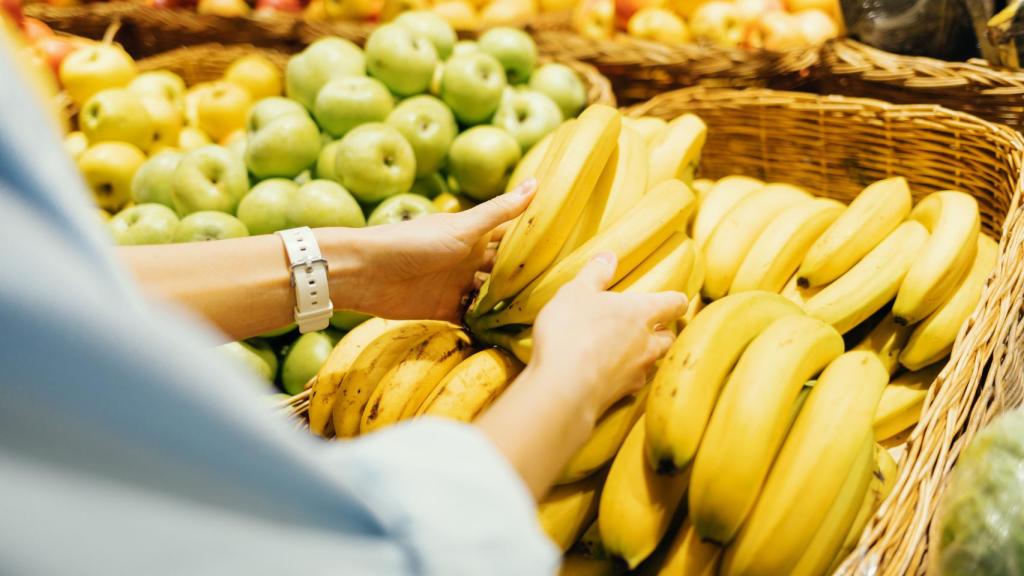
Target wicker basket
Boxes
[817,38,1024,133]
[626,86,1024,575]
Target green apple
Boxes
[261,324,296,338]
[236,178,297,235]
[218,340,277,382]
[448,126,521,201]
[386,94,456,177]
[286,37,367,111]
[329,310,372,330]
[529,63,587,119]
[492,88,563,152]
[128,70,186,109]
[247,339,279,379]
[316,140,344,182]
[174,211,249,242]
[109,203,180,245]
[79,88,156,151]
[314,76,395,138]
[289,180,366,228]
[440,52,507,126]
[281,331,335,394]
[335,123,416,203]
[172,145,250,215]
[452,40,479,56]
[246,114,322,179]
[59,44,137,107]
[131,150,182,208]
[410,172,449,198]
[294,170,314,185]
[247,96,310,133]
[63,131,89,162]
[365,23,438,97]
[367,193,437,225]
[78,141,147,212]
[394,10,457,59]
[478,27,537,85]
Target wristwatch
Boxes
[277,227,333,333]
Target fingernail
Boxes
[593,252,616,266]
[515,177,537,196]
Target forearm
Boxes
[118,229,367,341]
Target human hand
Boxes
[529,253,688,418]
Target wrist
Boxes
[518,360,602,429]
[314,227,371,313]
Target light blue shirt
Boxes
[0,44,558,575]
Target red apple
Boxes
[147,0,180,9]
[36,35,79,73]
[1,0,23,25]
[21,17,53,42]
[614,0,662,29]
[256,0,302,13]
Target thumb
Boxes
[456,178,536,240]
[573,252,617,292]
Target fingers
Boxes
[455,178,536,240]
[650,328,676,359]
[642,291,689,328]
[572,252,618,292]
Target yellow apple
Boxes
[572,0,615,41]
[431,1,479,30]
[195,81,252,142]
[751,11,806,50]
[128,70,186,110]
[627,7,689,43]
[184,82,212,127]
[304,0,329,20]
[666,0,709,18]
[140,95,184,153]
[689,1,742,47]
[197,0,251,16]
[734,0,783,24]
[380,0,428,21]
[63,131,89,162]
[786,0,842,25]
[793,9,839,45]
[59,44,137,107]
[323,0,382,20]
[481,0,538,27]
[179,126,213,151]
[78,141,147,212]
[539,0,575,10]
[223,54,283,100]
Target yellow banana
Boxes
[730,198,845,294]
[416,348,523,422]
[803,220,929,334]
[829,443,899,574]
[539,471,606,551]
[701,184,811,300]
[331,320,457,438]
[559,386,650,485]
[691,175,764,247]
[479,326,534,364]
[873,363,941,441]
[473,105,621,315]
[646,292,801,474]
[797,177,912,288]
[789,432,875,576]
[575,520,609,558]
[647,113,707,188]
[559,554,625,576]
[505,120,563,193]
[900,234,997,370]
[721,351,889,576]
[781,274,822,310]
[624,115,667,149]
[599,416,690,569]
[308,317,395,437]
[474,180,696,330]
[893,191,981,325]
[852,313,913,375]
[684,249,706,302]
[639,518,721,576]
[613,233,699,296]
[360,328,472,433]
[691,178,715,203]
[690,315,844,543]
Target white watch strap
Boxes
[277,227,333,333]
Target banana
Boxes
[479,326,534,364]
[730,198,845,294]
[599,416,690,569]
[701,184,811,300]
[789,432,875,576]
[803,220,929,334]
[308,317,396,437]
[472,105,621,315]
[684,248,706,302]
[829,443,899,574]
[691,175,764,248]
[331,320,457,438]
[852,313,913,375]
[900,234,997,370]
[575,520,609,558]
[624,115,667,149]
[646,292,801,474]
[639,518,722,576]
[505,120,568,194]
[691,178,715,203]
[689,315,844,543]
[874,363,941,441]
[559,554,625,576]
[797,177,912,288]
[539,471,607,551]
[647,114,707,188]
[474,180,696,330]
[360,328,472,433]
[559,386,650,485]
[781,274,822,309]
[720,351,889,576]
[613,233,699,296]
[416,348,523,422]
[893,191,981,325]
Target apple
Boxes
[139,94,183,152]
[330,310,371,330]
[628,7,690,43]
[386,94,456,177]
[281,331,335,395]
[78,88,155,151]
[172,145,249,215]
[530,63,586,119]
[178,126,212,151]
[394,10,457,59]
[572,0,615,41]
[689,1,743,47]
[380,0,428,22]
[128,70,186,109]
[59,43,137,106]
[786,0,842,21]
[793,9,839,45]
[335,123,416,203]
[478,27,537,85]
[286,37,366,111]
[2,0,24,25]
[430,0,478,30]
[21,18,53,43]
[440,52,507,125]
[733,0,783,24]
[131,150,182,208]
[78,142,147,212]
[365,23,438,97]
[246,113,322,179]
[480,0,537,28]
[316,139,344,182]
[447,126,521,201]
[148,0,180,8]
[614,0,663,26]
[261,324,296,338]
[218,340,277,382]
[314,76,394,138]
[63,131,88,161]
[237,178,366,234]
[367,193,437,226]
[109,203,180,245]
[323,0,382,20]
[35,35,79,75]
[749,11,805,51]
[452,40,479,56]
[248,339,279,380]
[246,96,309,132]
[197,0,250,16]
[174,211,249,242]
[410,172,449,198]
[195,80,252,142]
[237,179,297,235]
[294,170,313,185]
[224,54,283,100]
[492,88,562,152]
[433,191,475,213]
[255,0,303,12]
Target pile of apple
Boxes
[573,0,840,51]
